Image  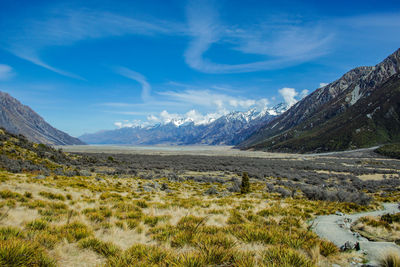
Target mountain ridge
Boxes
[238,48,400,152]
[0,91,85,145]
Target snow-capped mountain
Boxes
[79,103,289,145]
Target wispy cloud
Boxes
[183,3,400,74]
[4,2,397,80]
[3,8,185,78]
[9,51,85,80]
[0,64,15,80]
[158,89,268,110]
[115,67,152,101]
[184,0,333,73]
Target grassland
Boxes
[1,129,400,266]
[0,170,385,267]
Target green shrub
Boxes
[241,172,250,194]
[376,143,400,159]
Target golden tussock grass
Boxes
[0,170,381,266]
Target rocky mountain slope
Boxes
[239,48,400,152]
[0,92,85,145]
[80,104,288,145]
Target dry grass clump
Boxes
[378,250,400,267]
[0,239,55,267]
[352,213,400,244]
[79,237,121,258]
[0,226,25,240]
[83,206,113,223]
[318,240,339,257]
[26,219,49,230]
[105,244,171,266]
[143,214,170,227]
[39,191,66,201]
[0,225,56,266]
[262,246,314,267]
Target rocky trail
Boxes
[312,203,400,266]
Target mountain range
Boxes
[238,48,400,152]
[2,48,399,153]
[79,103,289,145]
[0,92,84,145]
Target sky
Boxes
[0,0,399,137]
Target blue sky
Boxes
[0,0,399,136]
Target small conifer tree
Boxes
[241,172,250,194]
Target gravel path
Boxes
[312,203,400,265]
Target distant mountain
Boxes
[0,92,85,145]
[80,104,289,145]
[238,48,400,153]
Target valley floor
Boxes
[58,144,381,159]
[1,144,400,266]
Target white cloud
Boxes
[278,88,310,107]
[115,67,151,101]
[319,83,329,88]
[0,64,14,80]
[228,99,258,108]
[278,88,298,107]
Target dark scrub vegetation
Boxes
[376,143,400,159]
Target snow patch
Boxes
[271,122,279,129]
[366,106,381,119]
[349,85,362,105]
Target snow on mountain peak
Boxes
[115,103,289,129]
[222,103,289,123]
